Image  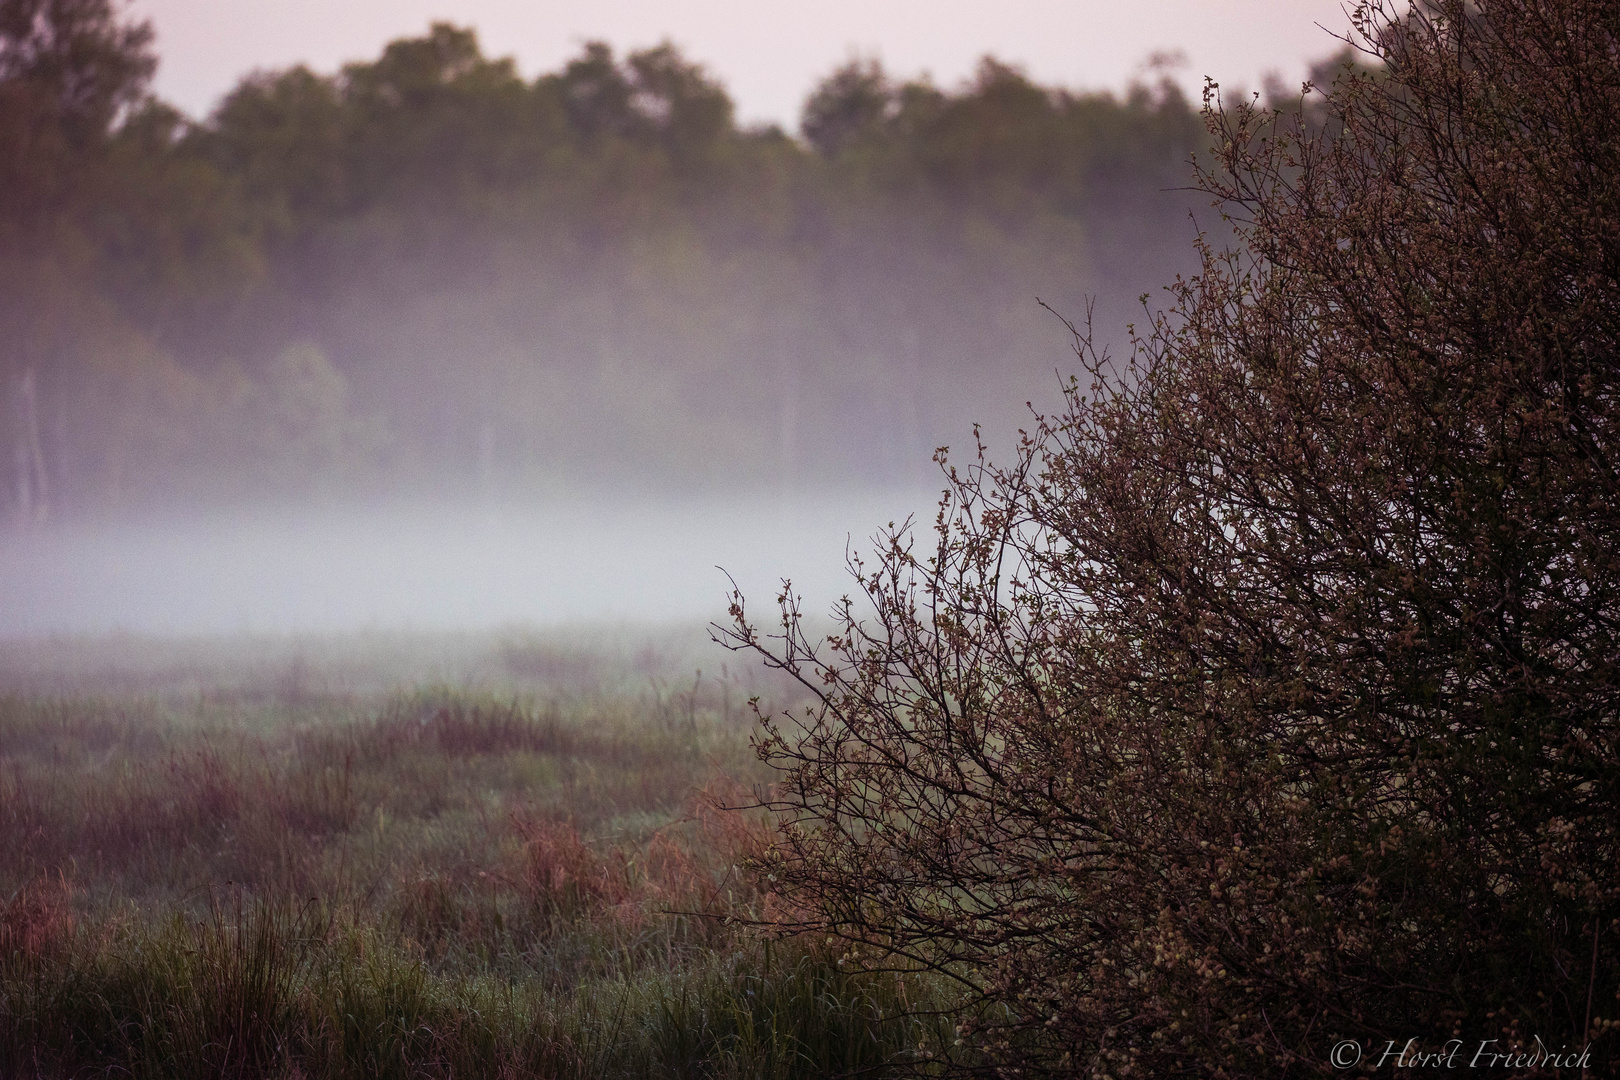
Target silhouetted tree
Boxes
[556,41,638,144]
[0,0,153,144]
[725,1,1620,1075]
[0,0,156,522]
[624,43,734,166]
[801,57,891,158]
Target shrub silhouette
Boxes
[723,1,1620,1074]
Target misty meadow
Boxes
[3,0,1619,1077]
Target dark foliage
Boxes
[724,1,1620,1075]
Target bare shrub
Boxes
[724,1,1620,1075]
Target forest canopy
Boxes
[0,1,1305,519]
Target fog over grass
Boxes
[0,489,941,636]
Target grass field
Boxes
[0,628,949,1078]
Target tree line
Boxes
[0,0,1276,518]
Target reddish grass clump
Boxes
[0,875,74,969]
[514,818,635,923]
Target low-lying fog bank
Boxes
[0,489,941,638]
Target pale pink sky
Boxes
[129,0,1359,128]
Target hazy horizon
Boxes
[5,3,1353,637]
